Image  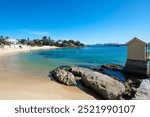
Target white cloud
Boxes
[30,31,50,36]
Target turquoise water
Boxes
[4,46,150,77]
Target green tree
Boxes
[19,39,27,45]
[0,36,9,45]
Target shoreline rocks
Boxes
[50,65,150,100]
[51,66,125,99]
[133,79,150,100]
[101,64,123,71]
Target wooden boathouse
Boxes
[123,37,150,77]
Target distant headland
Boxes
[88,42,150,47]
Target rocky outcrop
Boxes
[101,64,123,71]
[81,70,125,99]
[51,66,93,86]
[51,68,77,86]
[51,66,125,99]
[133,79,150,100]
[51,66,150,100]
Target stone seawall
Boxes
[123,59,149,77]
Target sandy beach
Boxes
[0,46,95,100]
[0,45,59,57]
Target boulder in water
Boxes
[101,64,123,71]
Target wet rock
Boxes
[51,68,77,86]
[101,64,123,71]
[133,79,150,100]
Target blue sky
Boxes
[0,0,150,44]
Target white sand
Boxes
[0,46,95,100]
[0,45,59,57]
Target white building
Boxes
[7,38,18,45]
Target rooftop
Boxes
[126,37,148,45]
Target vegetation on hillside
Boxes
[0,36,10,45]
[0,35,85,48]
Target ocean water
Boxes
[3,46,150,79]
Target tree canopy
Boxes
[0,36,85,47]
[0,36,10,45]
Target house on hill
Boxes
[7,38,18,45]
[123,37,150,77]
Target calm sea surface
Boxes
[3,46,150,78]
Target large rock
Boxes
[52,68,77,86]
[133,79,150,100]
[69,67,125,99]
[51,66,126,99]
[69,67,92,77]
